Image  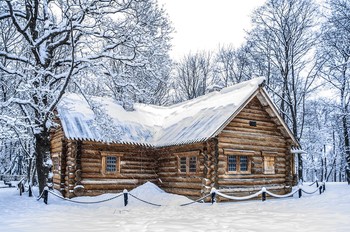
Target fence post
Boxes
[323,183,325,192]
[319,186,322,195]
[262,187,266,201]
[316,180,319,187]
[210,188,216,204]
[19,183,23,196]
[43,187,49,205]
[28,185,32,197]
[298,187,302,198]
[123,189,128,206]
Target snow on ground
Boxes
[0,182,349,232]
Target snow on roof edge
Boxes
[57,77,267,147]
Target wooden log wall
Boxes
[49,127,67,196]
[216,96,293,201]
[65,141,78,198]
[77,141,157,197]
[156,142,208,199]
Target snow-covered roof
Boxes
[57,77,271,147]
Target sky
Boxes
[157,0,266,59]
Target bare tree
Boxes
[214,44,251,87]
[0,0,172,192]
[174,51,213,101]
[318,0,350,183]
[246,0,320,180]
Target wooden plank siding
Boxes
[216,97,293,201]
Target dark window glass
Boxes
[228,155,237,172]
[106,156,117,172]
[240,156,248,171]
[189,157,197,172]
[180,157,187,173]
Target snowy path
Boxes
[0,183,349,232]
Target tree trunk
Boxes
[342,113,350,184]
[35,130,51,193]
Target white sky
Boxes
[157,0,266,59]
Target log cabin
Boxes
[50,77,300,200]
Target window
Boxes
[106,156,117,172]
[101,152,122,175]
[227,155,251,174]
[249,121,257,127]
[240,156,248,171]
[178,156,197,174]
[224,149,254,174]
[264,156,275,174]
[180,157,187,173]
[228,156,237,172]
[189,157,197,173]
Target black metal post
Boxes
[28,185,32,197]
[316,180,319,187]
[123,189,128,206]
[319,186,322,194]
[211,191,216,204]
[298,188,302,198]
[262,191,266,201]
[19,183,23,196]
[43,189,48,205]
[323,183,325,192]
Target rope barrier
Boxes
[48,190,123,204]
[30,181,326,206]
[215,182,325,201]
[180,193,212,206]
[36,187,47,201]
[308,181,317,186]
[301,187,320,195]
[128,193,162,207]
[216,189,263,201]
[264,187,300,198]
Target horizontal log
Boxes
[81,158,101,164]
[223,126,282,136]
[83,184,138,191]
[121,169,156,174]
[160,181,202,190]
[121,162,156,168]
[158,161,177,168]
[159,176,203,183]
[219,130,285,143]
[81,167,100,173]
[80,173,156,179]
[161,187,201,197]
[218,137,286,148]
[50,142,63,151]
[218,174,286,179]
[157,172,178,177]
[218,178,286,186]
[157,166,177,173]
[219,142,287,153]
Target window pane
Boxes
[106,156,117,172]
[180,157,187,173]
[240,156,248,171]
[228,155,237,172]
[189,157,197,173]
